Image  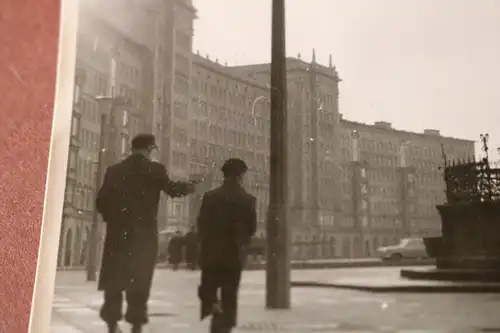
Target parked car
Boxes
[377,237,428,260]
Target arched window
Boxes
[80,227,89,265]
[330,236,337,258]
[322,235,329,258]
[74,226,82,265]
[343,237,351,258]
[64,229,73,267]
[353,237,361,258]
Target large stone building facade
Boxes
[227,53,343,259]
[59,6,154,267]
[337,119,474,257]
[58,0,475,267]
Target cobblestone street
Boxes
[51,269,500,332]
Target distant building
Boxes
[227,52,342,259]
[58,0,475,268]
[338,118,475,257]
[188,54,270,234]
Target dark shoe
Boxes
[210,303,230,333]
[131,324,142,333]
[212,302,223,315]
[210,313,225,333]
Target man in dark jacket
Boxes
[96,134,200,333]
[167,231,184,270]
[197,158,257,333]
[184,226,199,270]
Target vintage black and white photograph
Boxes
[48,0,500,332]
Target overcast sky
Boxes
[192,0,500,157]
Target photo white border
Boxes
[27,0,80,332]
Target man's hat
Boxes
[131,133,157,150]
[221,158,248,177]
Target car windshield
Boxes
[401,238,422,247]
[400,239,411,246]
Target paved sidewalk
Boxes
[51,269,500,332]
[59,258,435,272]
[292,267,500,293]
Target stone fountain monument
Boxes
[401,134,500,282]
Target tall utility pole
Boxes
[266,0,290,309]
[86,97,113,281]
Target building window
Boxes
[175,53,190,76]
[174,76,189,94]
[110,59,117,94]
[362,216,368,227]
[173,101,188,119]
[82,190,88,211]
[74,187,82,209]
[98,75,107,95]
[65,180,74,204]
[360,168,367,178]
[121,135,128,155]
[71,116,80,138]
[73,85,81,105]
[175,30,191,50]
[68,149,78,173]
[122,110,129,127]
[173,203,182,217]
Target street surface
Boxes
[51,267,500,332]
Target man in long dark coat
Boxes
[167,230,184,270]
[184,226,199,270]
[95,134,199,333]
[197,158,257,333]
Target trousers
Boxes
[199,267,242,329]
[100,281,150,325]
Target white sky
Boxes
[193,0,500,158]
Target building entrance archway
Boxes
[64,228,73,266]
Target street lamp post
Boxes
[251,95,269,126]
[266,0,290,309]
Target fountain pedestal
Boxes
[401,202,500,282]
[401,142,500,282]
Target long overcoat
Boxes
[184,231,199,265]
[96,154,193,292]
[197,181,257,327]
[167,235,184,265]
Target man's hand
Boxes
[189,173,213,193]
[185,181,198,194]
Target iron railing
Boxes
[442,134,500,204]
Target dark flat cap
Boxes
[221,158,248,177]
[131,133,157,150]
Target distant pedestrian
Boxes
[168,231,184,270]
[184,226,199,270]
[95,134,200,333]
[197,158,257,333]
